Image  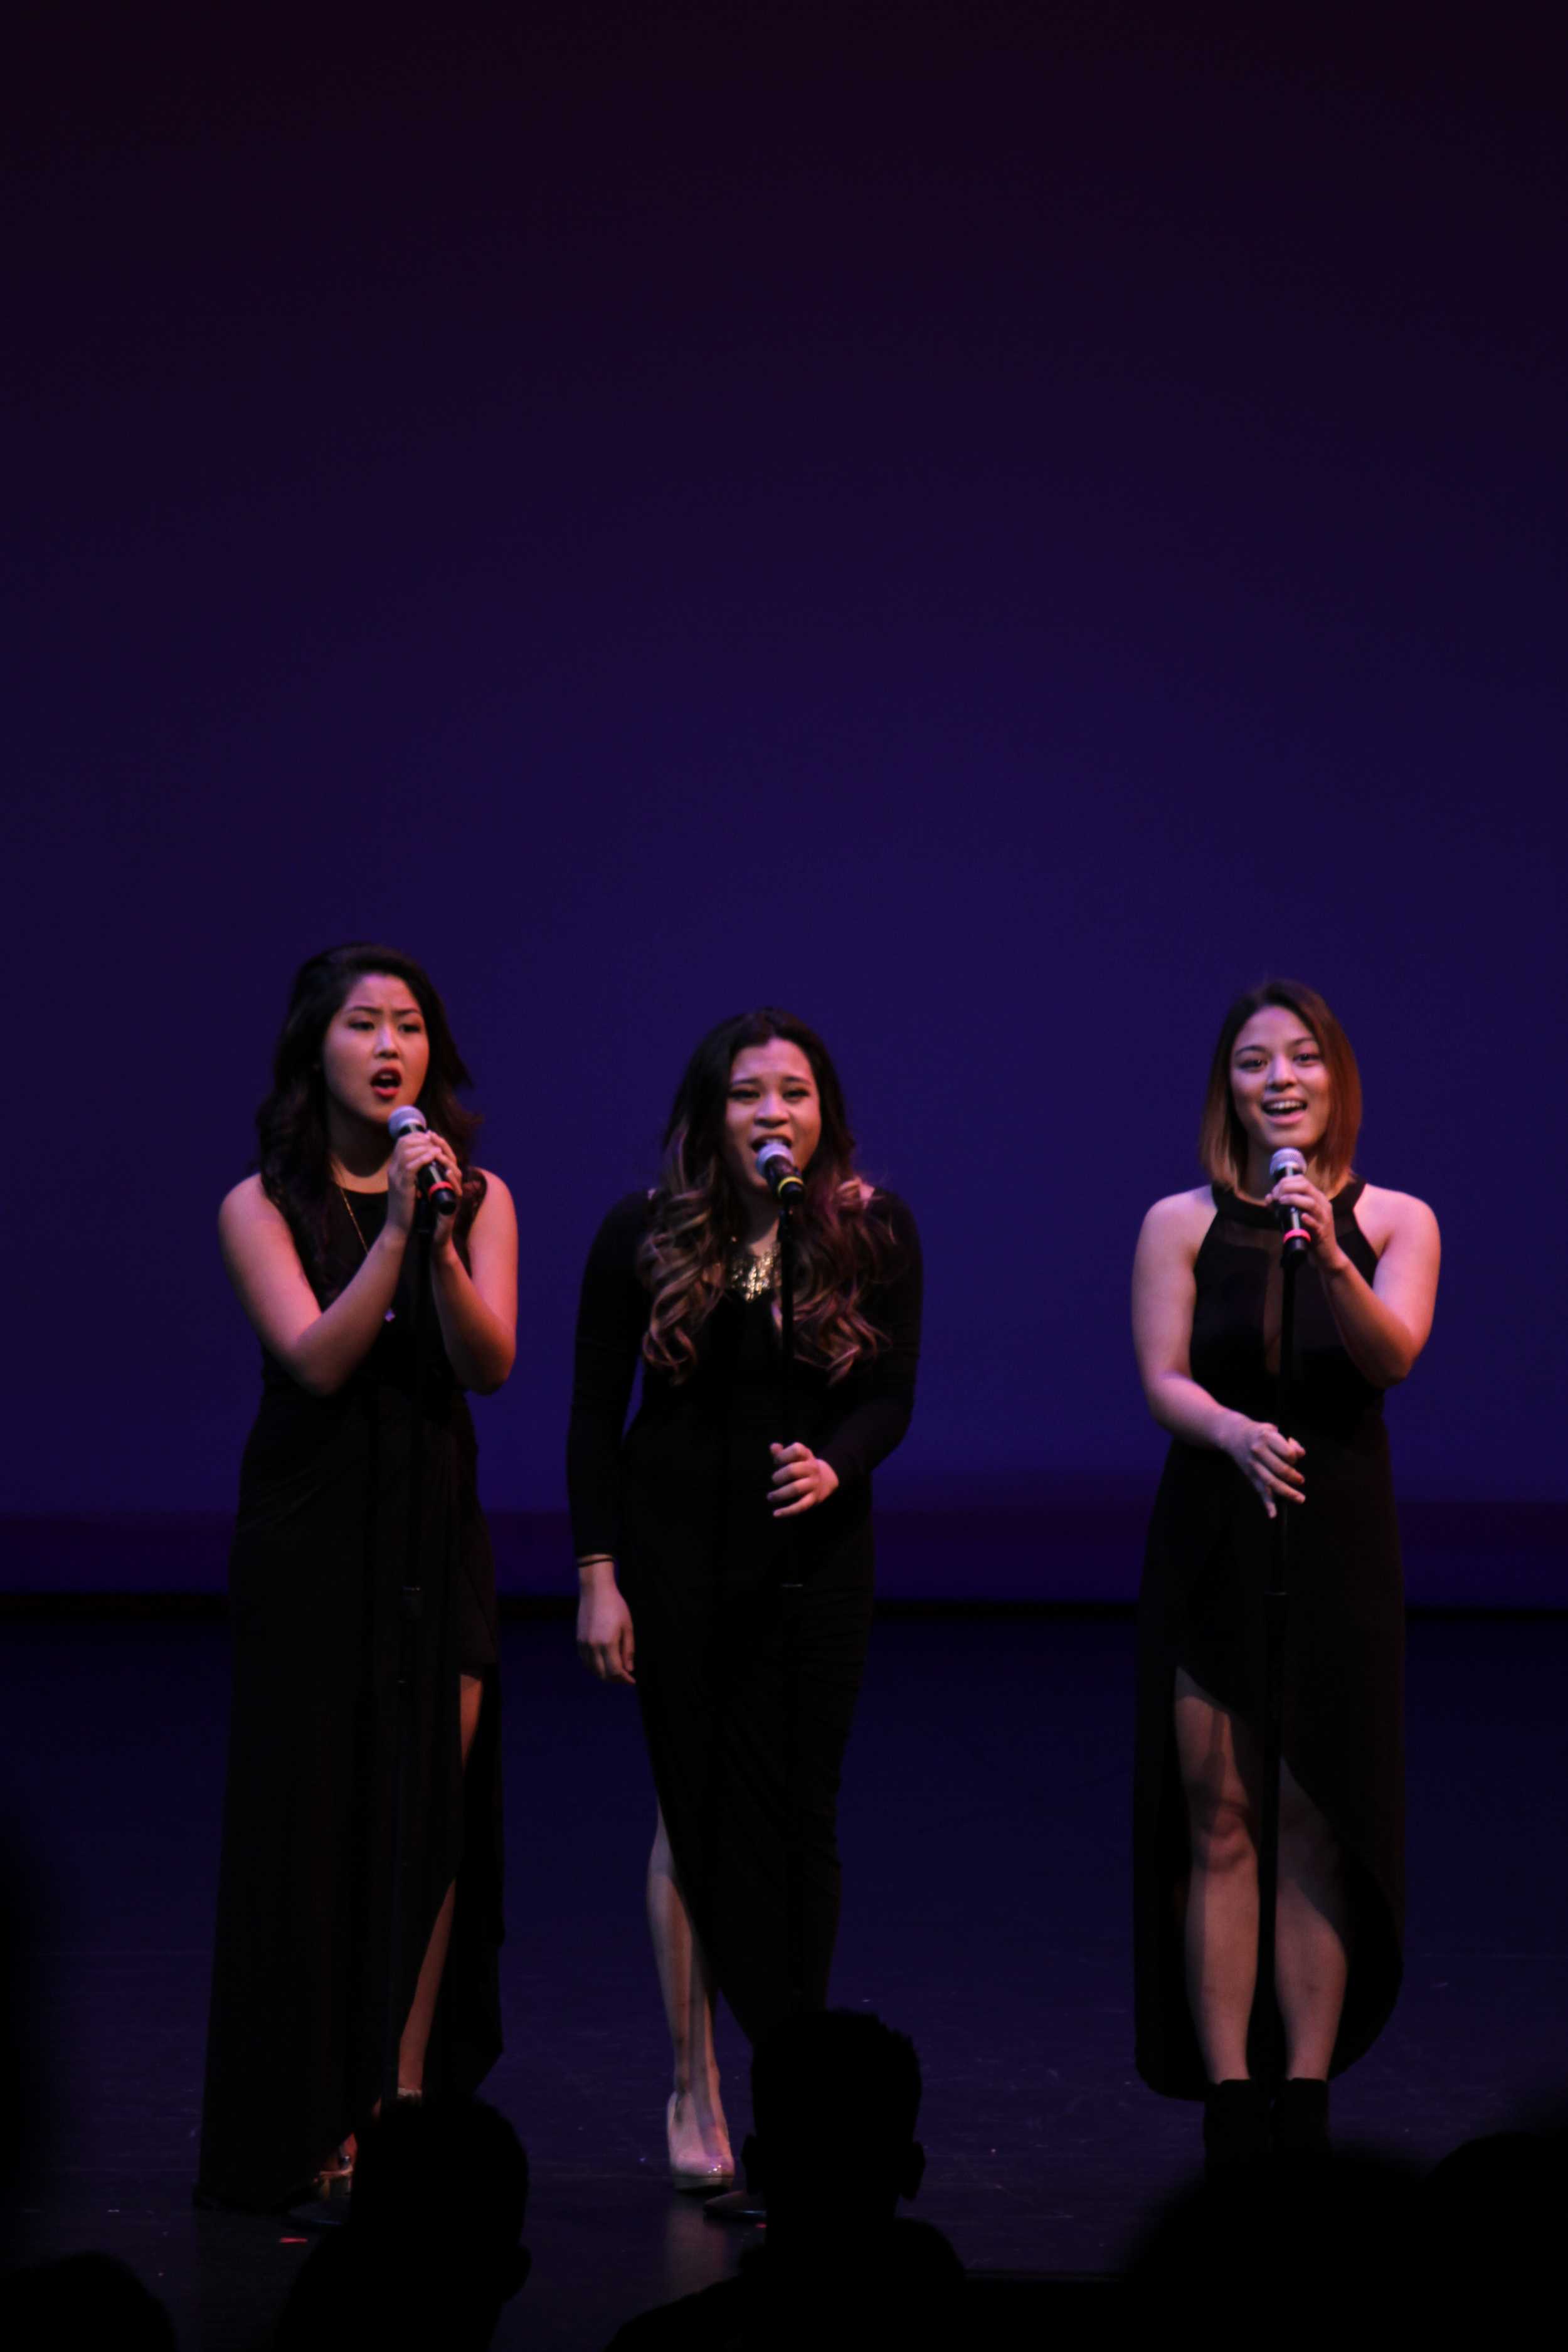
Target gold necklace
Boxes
[726,1241,780,1301]
[336,1184,396,1322]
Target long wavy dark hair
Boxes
[256,943,485,1290]
[638,1009,901,1383]
[1198,977,1362,1194]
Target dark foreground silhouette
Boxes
[0,2250,178,2350]
[607,2008,966,2349]
[273,2095,530,2352]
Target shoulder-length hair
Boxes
[1198,978,1362,1194]
[256,941,485,1289]
[639,1008,899,1384]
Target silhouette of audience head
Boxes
[1412,2125,1568,2312]
[608,2011,963,2349]
[275,2095,529,2351]
[1124,2112,1568,2327]
[747,2006,925,2235]
[0,1820,54,2267]
[0,2251,177,2351]
[1124,2144,1419,2318]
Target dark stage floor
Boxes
[3,1606,1565,2347]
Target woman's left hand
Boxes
[418,1127,463,1256]
[388,1122,461,1248]
[769,1442,841,1518]
[1268,1168,1348,1273]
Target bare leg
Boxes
[647,1806,731,2164]
[1275,1764,1350,2077]
[1173,1667,1259,2082]
[1175,1670,1353,2085]
[396,1672,485,2095]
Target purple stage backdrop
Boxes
[5,7,1564,1599]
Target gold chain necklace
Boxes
[336,1183,396,1322]
[726,1241,780,1301]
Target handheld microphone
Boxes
[388,1105,459,1218]
[755,1140,805,1204]
[1268,1147,1311,1258]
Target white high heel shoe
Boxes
[666,2091,735,2193]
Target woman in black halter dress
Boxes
[197,945,516,2211]
[569,1010,921,2194]
[1131,980,1439,2162]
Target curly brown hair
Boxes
[639,1009,901,1384]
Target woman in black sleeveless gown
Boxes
[568,1010,921,2194]
[1131,979,1439,2162]
[198,945,517,2210]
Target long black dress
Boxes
[1134,1179,1404,2095]
[198,1187,504,2210]
[568,1191,922,2047]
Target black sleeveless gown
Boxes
[1134,1179,1404,2095]
[567,1192,922,2048]
[197,1187,504,2210]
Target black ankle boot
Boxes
[1203,2079,1269,2173]
[1271,2077,1331,2157]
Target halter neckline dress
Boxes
[198,1185,504,2208]
[1134,1177,1405,2094]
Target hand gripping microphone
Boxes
[1268,1147,1311,1258]
[387,1105,459,1218]
[755,1140,806,1204]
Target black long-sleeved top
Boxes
[566,1189,922,1565]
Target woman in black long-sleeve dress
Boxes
[198,945,517,2210]
[1131,978,1440,2164]
[568,1009,921,2193]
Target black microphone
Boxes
[755,1140,805,1203]
[388,1104,459,1218]
[1268,1147,1311,1258]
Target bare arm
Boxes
[1132,1194,1236,1446]
[1271,1170,1441,1387]
[220,1177,408,1398]
[430,1172,518,1394]
[220,1134,517,1399]
[1131,1191,1305,1518]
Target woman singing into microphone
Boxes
[568,1010,922,2193]
[198,944,517,2210]
[1131,979,1439,2164]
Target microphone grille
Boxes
[1268,1147,1306,1180]
[386,1106,427,1140]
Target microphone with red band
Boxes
[388,1104,460,1219]
[1268,1147,1311,1259]
[755,1140,806,1203]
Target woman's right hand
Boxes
[1225,1416,1305,1518]
[386,1123,459,1239]
[576,1568,635,1685]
